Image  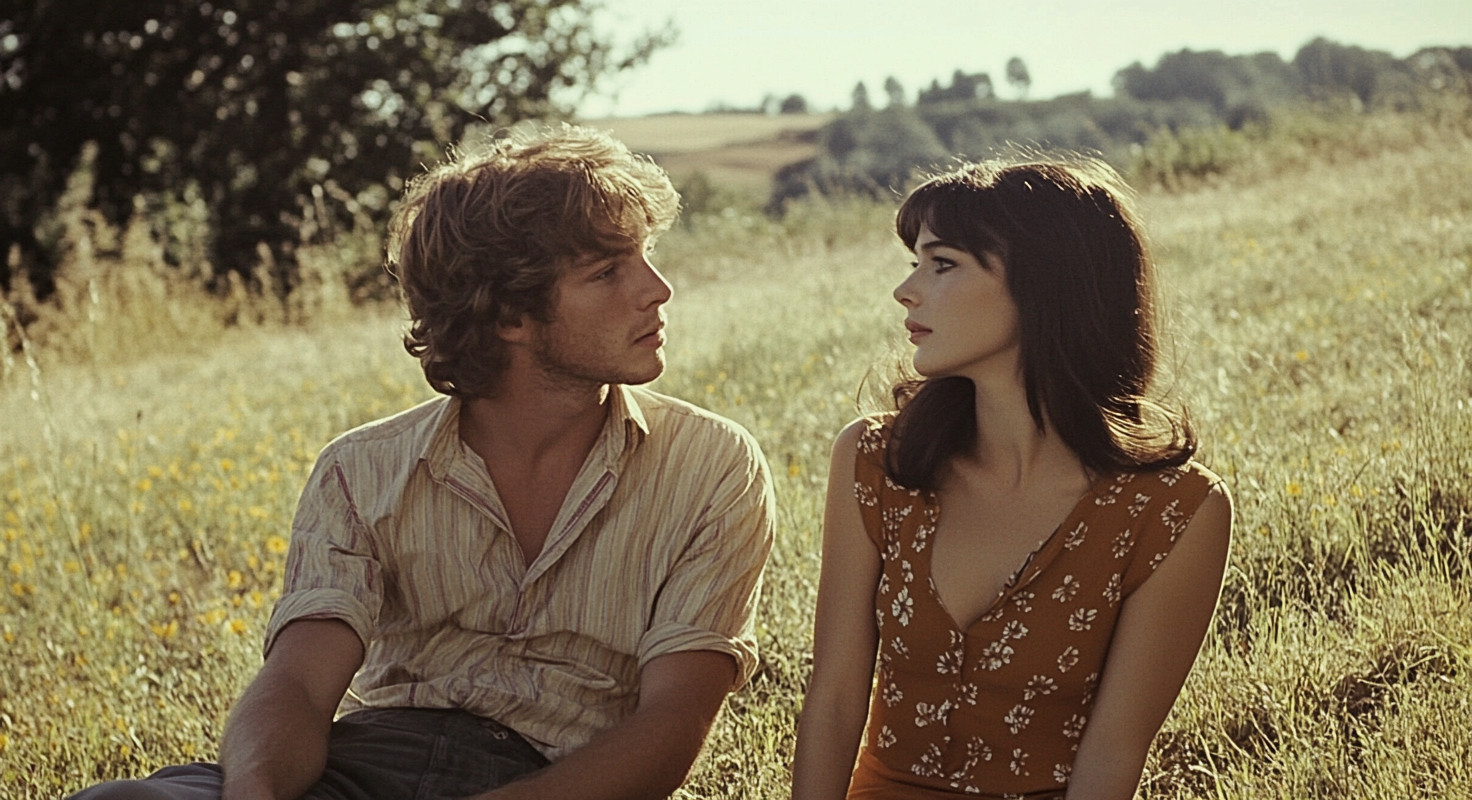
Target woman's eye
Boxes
[933,258,956,273]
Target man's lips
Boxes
[636,323,665,345]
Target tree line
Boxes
[3,11,1469,316]
[770,38,1472,208]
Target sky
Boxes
[579,0,1471,117]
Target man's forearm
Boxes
[481,704,704,800]
[479,650,736,800]
[219,676,335,800]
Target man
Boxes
[71,124,775,800]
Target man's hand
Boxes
[471,649,737,800]
[220,619,364,800]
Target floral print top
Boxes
[846,415,1221,799]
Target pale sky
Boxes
[580,0,1471,116]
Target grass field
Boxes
[579,112,833,191]
[2,128,1470,797]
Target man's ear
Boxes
[497,315,532,344]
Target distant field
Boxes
[579,112,834,190]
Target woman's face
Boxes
[894,224,1021,381]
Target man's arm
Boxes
[220,619,365,800]
[1065,484,1233,800]
[476,649,737,800]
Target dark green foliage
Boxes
[0,0,669,293]
[1294,37,1404,107]
[1005,56,1030,99]
[882,76,905,108]
[772,38,1472,209]
[916,69,994,104]
[778,93,809,114]
[770,107,948,210]
[1114,48,1300,114]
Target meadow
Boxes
[2,120,1470,798]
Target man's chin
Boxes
[622,369,665,387]
[621,357,666,386]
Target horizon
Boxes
[580,0,1470,117]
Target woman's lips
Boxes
[905,320,931,342]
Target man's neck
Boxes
[458,381,612,471]
[457,379,616,564]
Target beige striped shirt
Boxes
[264,385,774,757]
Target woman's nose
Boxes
[893,272,917,307]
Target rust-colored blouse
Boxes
[846,416,1220,799]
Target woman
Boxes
[791,157,1233,800]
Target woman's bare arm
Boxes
[791,420,884,800]
[1065,484,1234,800]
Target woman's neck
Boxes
[963,378,1086,490]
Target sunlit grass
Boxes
[3,131,1470,798]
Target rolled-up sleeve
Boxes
[637,439,775,688]
[263,452,382,657]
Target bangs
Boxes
[895,174,1006,259]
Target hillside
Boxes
[578,112,833,190]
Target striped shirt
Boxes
[264,385,775,758]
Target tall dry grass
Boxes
[2,114,1469,798]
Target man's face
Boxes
[523,242,673,388]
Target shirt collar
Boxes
[421,386,649,480]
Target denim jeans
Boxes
[67,708,550,800]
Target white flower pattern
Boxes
[1062,521,1087,550]
[877,725,897,748]
[1111,530,1135,558]
[1023,674,1057,701]
[1009,748,1030,776]
[892,587,914,626]
[1003,704,1035,734]
[1057,646,1080,673]
[849,418,1216,790]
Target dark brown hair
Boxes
[886,156,1195,488]
[386,124,679,398]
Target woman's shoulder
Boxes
[833,413,908,499]
[1087,459,1226,535]
[834,412,896,457]
[1119,458,1223,497]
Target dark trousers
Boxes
[67,708,550,800]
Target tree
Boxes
[851,81,871,112]
[916,70,993,104]
[0,0,672,293]
[1293,37,1403,107]
[778,93,809,114]
[883,76,906,108]
[1005,56,1031,99]
[771,106,947,208]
